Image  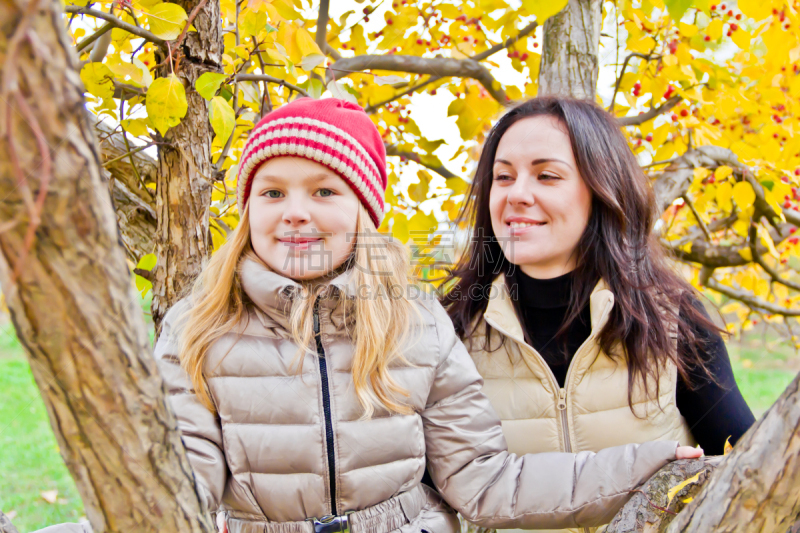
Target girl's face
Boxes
[248,157,360,280]
[489,115,592,279]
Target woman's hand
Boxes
[216,512,228,533]
[676,445,704,459]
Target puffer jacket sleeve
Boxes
[154,299,227,514]
[421,300,678,530]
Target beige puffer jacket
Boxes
[154,256,680,533]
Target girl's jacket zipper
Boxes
[313,299,338,517]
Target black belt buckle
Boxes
[307,513,352,533]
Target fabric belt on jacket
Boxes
[225,484,428,533]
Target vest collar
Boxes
[482,273,615,346]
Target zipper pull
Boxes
[557,388,567,410]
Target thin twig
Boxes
[608,52,659,113]
[682,193,711,241]
[75,21,113,52]
[64,6,165,44]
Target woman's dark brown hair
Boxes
[440,96,721,408]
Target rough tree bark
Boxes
[0,0,214,530]
[537,0,602,100]
[151,0,222,334]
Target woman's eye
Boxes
[493,174,513,181]
[316,188,335,197]
[538,173,560,181]
[263,190,283,198]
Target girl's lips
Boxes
[279,238,323,250]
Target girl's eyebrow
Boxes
[494,157,575,171]
[253,172,335,184]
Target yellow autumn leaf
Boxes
[737,247,753,261]
[408,211,438,241]
[731,29,751,50]
[392,214,409,244]
[706,19,723,40]
[732,181,756,209]
[522,0,568,23]
[738,0,774,21]
[667,472,702,507]
[715,166,733,181]
[408,171,431,203]
[723,436,733,455]
[147,2,189,40]
[146,74,188,135]
[209,96,235,145]
[277,23,301,64]
[80,62,115,100]
[716,181,733,213]
[679,22,698,38]
[295,27,322,57]
[757,225,780,258]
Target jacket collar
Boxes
[239,253,358,319]
[482,273,615,346]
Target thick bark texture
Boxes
[606,457,721,532]
[537,0,602,99]
[0,0,214,530]
[665,371,800,532]
[96,122,158,263]
[151,0,222,333]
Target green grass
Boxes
[0,308,797,531]
[0,328,85,531]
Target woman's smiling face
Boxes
[248,156,360,280]
[489,115,592,279]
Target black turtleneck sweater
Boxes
[513,269,755,456]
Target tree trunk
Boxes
[0,0,214,530]
[665,371,800,532]
[537,0,602,99]
[151,0,222,334]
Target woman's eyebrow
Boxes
[494,157,574,170]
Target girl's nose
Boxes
[282,196,312,226]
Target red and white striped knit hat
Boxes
[237,97,387,227]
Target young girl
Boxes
[441,97,752,533]
[154,97,701,533]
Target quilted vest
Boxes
[464,275,696,533]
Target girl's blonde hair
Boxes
[177,201,417,418]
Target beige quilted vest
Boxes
[464,275,696,533]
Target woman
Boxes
[441,97,754,532]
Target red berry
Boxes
[680,109,689,117]
[645,134,653,142]
[634,82,641,89]
[784,201,792,208]
[463,36,469,41]
[711,4,716,9]
[730,23,738,30]
[708,176,716,184]
[363,7,369,13]
[521,53,528,60]
[791,227,797,233]
[726,30,732,36]
[364,16,369,21]
[794,169,799,175]
[782,176,790,182]
[720,3,726,9]
[431,89,437,95]
[736,13,741,19]
[416,39,423,45]
[727,10,733,16]
[533,42,539,48]
[704,35,711,41]
[671,114,678,121]
[386,19,393,24]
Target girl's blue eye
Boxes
[316,188,334,197]
[264,190,283,198]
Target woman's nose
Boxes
[506,176,535,206]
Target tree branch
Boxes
[651,146,744,212]
[385,144,458,179]
[315,0,329,52]
[365,75,441,114]
[326,55,512,105]
[76,21,112,52]
[64,6,166,45]
[608,52,659,113]
[749,223,800,292]
[619,95,681,126]
[703,274,800,316]
[470,20,539,62]
[235,73,308,96]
